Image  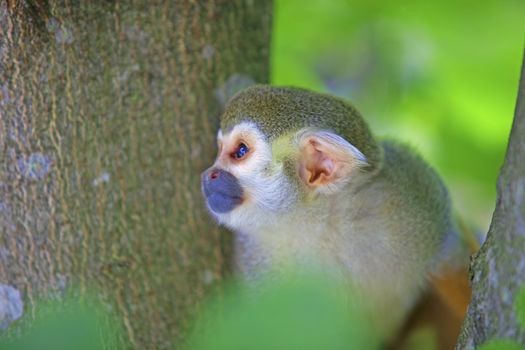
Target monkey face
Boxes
[201,122,297,231]
[201,120,369,233]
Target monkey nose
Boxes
[202,167,220,182]
[209,169,220,180]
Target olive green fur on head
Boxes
[221,85,382,170]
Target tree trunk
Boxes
[0,1,272,348]
[456,50,525,348]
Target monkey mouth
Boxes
[205,192,243,214]
[201,167,244,214]
[201,180,244,214]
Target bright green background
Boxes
[272,0,524,230]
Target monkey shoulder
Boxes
[354,139,455,258]
[377,139,450,215]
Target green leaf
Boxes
[516,284,525,331]
[0,295,126,350]
[477,340,524,350]
[186,272,380,350]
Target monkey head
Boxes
[201,85,382,232]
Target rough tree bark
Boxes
[456,50,525,348]
[0,1,272,348]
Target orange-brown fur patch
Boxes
[390,267,471,350]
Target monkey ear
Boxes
[296,129,368,191]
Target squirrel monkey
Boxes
[201,85,468,344]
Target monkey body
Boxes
[201,85,462,341]
[232,139,456,339]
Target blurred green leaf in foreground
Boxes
[186,272,379,350]
[0,295,125,350]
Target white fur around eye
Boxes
[213,122,297,231]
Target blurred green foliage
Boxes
[517,284,525,335]
[1,276,379,350]
[0,295,125,350]
[272,0,525,230]
[186,273,379,350]
[478,341,525,350]
[6,281,525,350]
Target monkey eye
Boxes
[232,143,249,160]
